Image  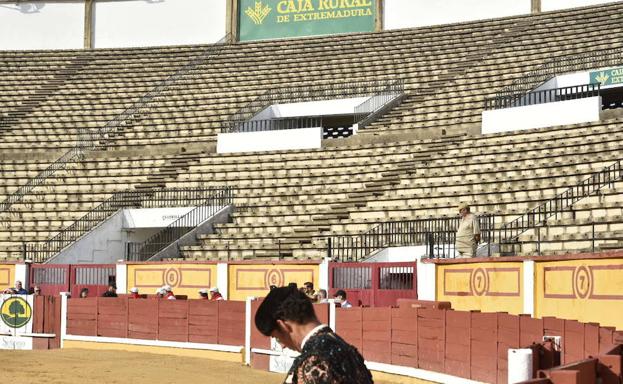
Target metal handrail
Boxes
[227,79,404,130]
[25,187,229,263]
[0,34,231,214]
[327,214,495,262]
[126,186,235,261]
[222,117,322,134]
[499,160,623,246]
[485,83,600,110]
[496,46,623,98]
[353,79,405,128]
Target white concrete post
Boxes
[329,299,336,332]
[217,262,229,299]
[319,258,330,292]
[60,292,70,348]
[15,263,29,290]
[245,296,256,366]
[416,260,436,301]
[523,260,535,316]
[508,348,533,383]
[115,262,127,294]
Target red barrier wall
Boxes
[67,298,245,346]
[334,307,623,384]
[32,295,61,349]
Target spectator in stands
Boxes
[79,288,89,298]
[7,281,29,295]
[155,287,164,298]
[162,285,176,300]
[333,290,352,308]
[255,286,373,384]
[303,282,316,301]
[102,284,118,298]
[33,286,42,296]
[316,289,328,303]
[456,203,481,258]
[198,288,209,299]
[209,287,223,301]
[129,287,141,299]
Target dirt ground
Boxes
[0,349,427,384]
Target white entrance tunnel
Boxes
[251,97,370,120]
[217,127,323,153]
[481,96,601,134]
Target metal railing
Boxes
[125,186,234,262]
[0,34,231,214]
[499,160,623,250]
[222,117,322,134]
[353,79,405,129]
[227,79,404,131]
[485,83,600,110]
[327,214,495,262]
[25,187,228,263]
[496,46,623,98]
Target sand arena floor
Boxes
[0,348,429,384]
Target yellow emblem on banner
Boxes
[246,1,272,25]
[1,297,32,328]
[594,71,609,85]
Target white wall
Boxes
[217,127,322,153]
[384,0,530,30]
[93,0,226,48]
[0,1,84,50]
[541,0,622,11]
[482,96,601,134]
[252,97,370,120]
[122,207,197,228]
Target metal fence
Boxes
[0,34,231,214]
[485,83,600,110]
[353,79,405,129]
[496,46,623,98]
[25,187,230,263]
[222,117,322,134]
[327,215,495,262]
[125,186,234,262]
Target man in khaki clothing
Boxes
[456,203,481,258]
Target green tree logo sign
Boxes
[1,297,32,328]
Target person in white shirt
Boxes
[334,290,352,308]
[456,202,481,258]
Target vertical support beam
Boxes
[116,262,127,294]
[15,263,29,290]
[329,299,336,332]
[523,260,535,316]
[319,258,330,292]
[531,0,541,14]
[217,262,229,300]
[60,292,70,348]
[375,0,384,32]
[226,0,239,43]
[416,260,436,301]
[83,0,94,49]
[244,296,256,366]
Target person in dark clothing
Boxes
[102,284,117,298]
[255,286,373,384]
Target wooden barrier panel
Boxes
[217,300,245,346]
[391,307,418,368]
[97,297,128,338]
[67,297,97,336]
[417,308,445,373]
[31,295,62,349]
[498,313,521,384]
[128,299,158,340]
[158,300,189,342]
[445,310,470,378]
[470,312,497,384]
[188,300,218,344]
[335,307,363,352]
[362,307,391,364]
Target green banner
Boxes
[238,0,376,42]
[590,66,623,87]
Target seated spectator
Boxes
[162,285,176,300]
[129,287,141,299]
[33,286,42,296]
[11,281,28,295]
[198,288,209,299]
[79,288,89,298]
[209,287,223,301]
[334,290,352,308]
[102,284,118,297]
[303,282,316,302]
[155,287,164,298]
[316,289,328,303]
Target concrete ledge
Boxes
[366,361,486,384]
